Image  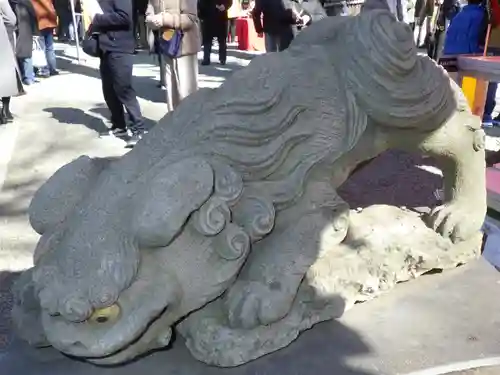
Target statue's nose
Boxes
[61,296,93,322]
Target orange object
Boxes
[31,0,58,30]
[236,17,265,52]
[458,55,500,118]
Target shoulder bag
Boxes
[158,0,183,58]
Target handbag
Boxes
[32,36,47,68]
[158,0,183,58]
[159,28,183,58]
[82,26,100,57]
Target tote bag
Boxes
[32,36,47,68]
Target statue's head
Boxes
[13,156,259,365]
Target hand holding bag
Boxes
[158,0,183,58]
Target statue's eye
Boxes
[89,303,121,324]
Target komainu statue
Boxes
[12,8,486,367]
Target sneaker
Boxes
[50,70,60,76]
[219,60,226,65]
[493,116,500,126]
[125,130,147,148]
[109,127,128,138]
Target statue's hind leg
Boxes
[385,110,487,243]
[224,181,349,330]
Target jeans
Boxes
[484,82,498,121]
[18,57,35,84]
[39,28,57,74]
[264,29,294,52]
[265,33,279,52]
[69,14,84,41]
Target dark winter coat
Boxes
[198,0,232,33]
[14,0,37,58]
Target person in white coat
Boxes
[0,0,24,124]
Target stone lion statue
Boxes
[12,8,486,368]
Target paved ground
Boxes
[1,45,500,375]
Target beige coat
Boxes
[147,0,200,57]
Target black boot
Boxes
[0,110,6,125]
[1,97,12,122]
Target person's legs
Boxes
[99,53,127,133]
[0,97,6,125]
[107,52,144,133]
[202,22,213,64]
[158,53,166,88]
[228,18,236,43]
[20,58,35,84]
[217,21,228,64]
[41,28,58,75]
[164,57,179,112]
[176,54,198,100]
[2,97,13,122]
[264,33,278,52]
[484,82,498,125]
[277,28,294,52]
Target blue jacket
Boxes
[443,4,488,55]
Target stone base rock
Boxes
[178,205,482,367]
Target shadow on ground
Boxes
[43,107,158,135]
[339,150,442,209]
[0,266,376,375]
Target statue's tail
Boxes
[339,9,457,131]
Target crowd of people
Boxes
[0,0,61,124]
[1,0,500,145]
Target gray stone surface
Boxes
[1,259,500,374]
[10,9,489,367]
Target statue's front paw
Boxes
[428,201,485,243]
[224,280,294,329]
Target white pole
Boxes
[69,0,82,63]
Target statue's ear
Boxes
[29,156,109,235]
[132,158,214,248]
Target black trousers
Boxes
[99,51,143,130]
[202,20,228,63]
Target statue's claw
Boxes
[428,201,484,243]
[225,280,294,330]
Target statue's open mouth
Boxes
[60,311,173,366]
